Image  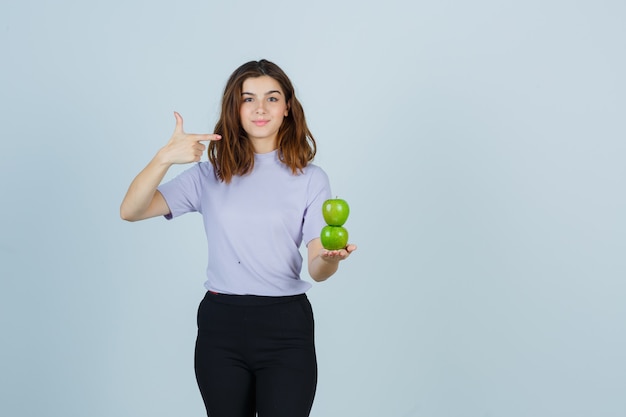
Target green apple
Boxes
[320,225,349,250]
[322,198,350,226]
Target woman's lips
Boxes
[253,120,269,126]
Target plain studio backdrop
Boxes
[1,0,624,416]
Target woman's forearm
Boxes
[309,255,340,282]
[120,152,171,221]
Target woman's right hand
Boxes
[157,112,222,165]
[120,112,222,221]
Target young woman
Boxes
[120,59,356,417]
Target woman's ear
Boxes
[285,100,291,117]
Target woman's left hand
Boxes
[319,244,358,262]
[307,239,357,281]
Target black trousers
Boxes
[194,291,317,417]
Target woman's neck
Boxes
[250,137,278,154]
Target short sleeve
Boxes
[157,163,205,219]
[302,166,332,246]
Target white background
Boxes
[1,0,625,416]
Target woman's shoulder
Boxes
[302,162,330,187]
[197,161,216,175]
[170,161,218,185]
[303,162,327,176]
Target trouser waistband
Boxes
[204,291,307,306]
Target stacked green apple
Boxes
[320,198,350,250]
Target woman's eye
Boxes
[268,97,279,102]
[243,97,253,102]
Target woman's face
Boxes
[239,75,289,153]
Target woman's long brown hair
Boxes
[208,59,317,183]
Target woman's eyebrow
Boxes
[241,90,283,96]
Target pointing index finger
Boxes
[189,133,222,142]
[187,133,222,142]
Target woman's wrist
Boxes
[154,147,175,168]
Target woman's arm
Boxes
[119,156,174,221]
[120,112,221,221]
[307,238,357,282]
